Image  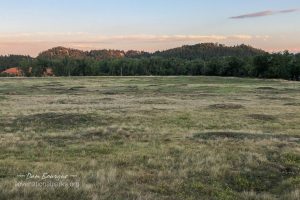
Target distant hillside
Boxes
[38,47,87,59]
[37,43,265,61]
[152,43,266,60]
[38,47,151,60]
[38,47,127,60]
[88,50,125,60]
[125,50,151,58]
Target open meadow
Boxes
[0,76,299,200]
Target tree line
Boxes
[0,43,299,80]
[0,55,32,71]
[3,51,296,81]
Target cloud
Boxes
[230,9,299,19]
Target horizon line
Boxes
[0,43,299,57]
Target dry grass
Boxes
[0,76,299,200]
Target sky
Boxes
[0,0,299,56]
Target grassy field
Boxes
[0,76,299,200]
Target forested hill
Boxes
[152,43,266,60]
[38,47,128,60]
[38,47,87,60]
[36,43,265,60]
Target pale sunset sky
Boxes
[0,0,299,56]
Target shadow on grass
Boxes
[247,114,277,121]
[40,127,132,147]
[208,104,244,110]
[193,132,300,142]
[0,113,108,133]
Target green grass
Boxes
[0,76,299,200]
